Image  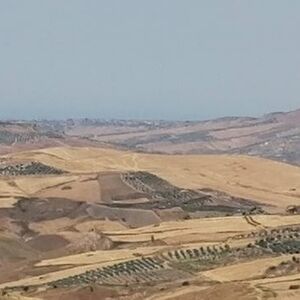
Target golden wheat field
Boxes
[3,146,300,209]
[1,146,300,300]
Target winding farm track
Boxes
[244,215,267,230]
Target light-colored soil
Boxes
[35,245,167,267]
[74,219,127,232]
[254,276,300,300]
[0,294,39,300]
[252,273,300,285]
[32,285,119,300]
[146,282,261,300]
[14,176,79,195]
[35,176,101,203]
[29,218,127,236]
[0,197,19,208]
[111,198,149,204]
[144,285,209,300]
[28,218,80,235]
[0,181,26,200]
[202,255,297,282]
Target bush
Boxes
[289,285,300,290]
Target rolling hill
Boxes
[0,108,300,167]
[0,146,300,300]
[3,146,300,210]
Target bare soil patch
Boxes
[26,235,69,252]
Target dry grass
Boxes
[202,255,296,282]
[34,240,217,269]
[102,215,300,244]
[0,246,167,289]
[250,274,300,300]
[144,286,208,300]
[74,219,127,232]
[146,282,261,300]
[28,218,80,235]
[35,245,166,267]
[35,175,101,203]
[0,181,26,200]
[0,295,41,300]
[0,197,19,208]
[29,218,127,236]
[0,263,105,288]
[14,175,78,195]
[252,273,300,285]
[1,146,300,299]
[6,146,300,210]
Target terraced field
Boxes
[0,146,300,299]
[2,223,300,299]
[5,146,300,210]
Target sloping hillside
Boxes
[1,147,300,300]
[63,109,300,165]
[3,146,300,210]
[1,109,300,166]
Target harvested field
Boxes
[86,205,161,227]
[102,215,300,244]
[6,147,300,211]
[202,255,297,282]
[35,175,101,203]
[0,181,26,200]
[26,235,70,252]
[4,223,300,290]
[28,217,82,235]
[35,245,168,267]
[253,275,300,300]
[1,146,300,299]
[28,218,127,236]
[98,172,143,203]
[0,197,19,208]
[74,219,127,232]
[146,282,261,300]
[33,285,120,300]
[3,198,88,223]
[2,221,300,299]
[14,176,78,195]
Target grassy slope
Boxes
[4,146,300,209]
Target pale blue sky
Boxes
[0,0,300,120]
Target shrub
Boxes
[289,285,300,290]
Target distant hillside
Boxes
[7,146,300,211]
[63,108,300,166]
[0,108,300,165]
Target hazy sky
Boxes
[1,1,300,120]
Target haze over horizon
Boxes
[1,1,300,120]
